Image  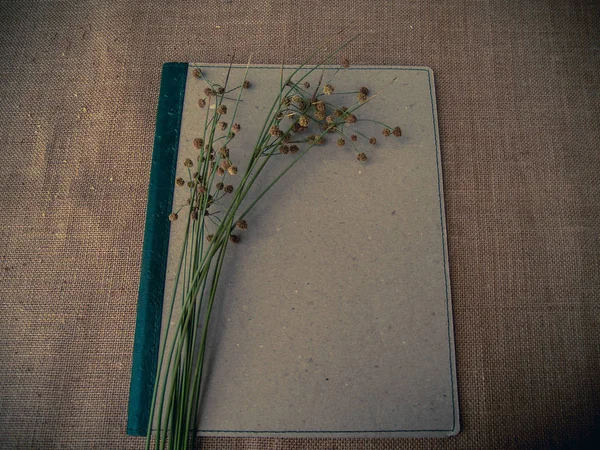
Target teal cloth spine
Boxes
[127,62,188,436]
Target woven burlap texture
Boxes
[0,1,598,449]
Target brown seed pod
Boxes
[216,167,225,176]
[360,86,369,95]
[243,80,251,89]
[229,234,240,244]
[323,84,334,95]
[216,181,224,190]
[269,125,282,136]
[206,234,214,242]
[357,93,367,103]
[193,138,204,149]
[393,126,402,137]
[337,138,345,147]
[298,116,309,127]
[221,159,231,170]
[204,87,214,97]
[176,177,185,187]
[218,147,229,158]
[224,184,234,194]
[289,145,299,154]
[369,137,377,145]
[216,87,225,94]
[191,209,199,221]
[218,121,228,131]
[315,101,326,112]
[183,158,193,168]
[217,104,227,115]
[351,134,358,141]
[356,153,368,162]
[315,111,325,121]
[192,68,203,79]
[345,114,357,124]
[198,98,206,108]
[303,81,310,88]
[236,219,248,230]
[169,213,178,221]
[279,145,290,154]
[227,165,238,175]
[232,123,241,133]
[341,58,350,68]
[382,128,391,137]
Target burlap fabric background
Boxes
[0,1,598,449]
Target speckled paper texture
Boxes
[158,64,458,438]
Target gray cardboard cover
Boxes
[158,64,459,438]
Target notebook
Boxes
[128,62,459,438]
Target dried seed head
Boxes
[307,135,316,144]
[303,81,311,88]
[217,104,227,115]
[337,138,345,147]
[292,94,302,104]
[345,114,357,124]
[334,109,343,117]
[198,98,206,108]
[205,144,212,153]
[186,197,191,204]
[323,84,334,95]
[232,123,241,133]
[206,234,214,242]
[216,181,224,190]
[315,101,326,112]
[315,111,325,121]
[192,68,203,79]
[275,112,284,122]
[228,131,235,139]
[356,152,368,162]
[169,213,178,221]
[382,128,391,137]
[291,123,302,133]
[221,159,231,170]
[369,137,377,145]
[193,138,204,149]
[236,219,248,230]
[360,86,369,95]
[282,133,291,144]
[184,158,193,168]
[269,125,282,136]
[218,121,228,131]
[289,144,299,154]
[326,115,335,124]
[216,167,225,176]
[176,177,185,187]
[341,58,350,68]
[243,80,251,89]
[298,116,309,127]
[218,147,229,158]
[216,87,225,94]
[224,184,234,194]
[351,134,358,141]
[196,184,206,194]
[357,93,368,103]
[316,136,325,145]
[279,145,290,154]
[187,181,194,188]
[227,165,238,175]
[229,234,240,244]
[204,87,214,97]
[282,97,291,107]
[191,209,199,221]
[393,126,402,137]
